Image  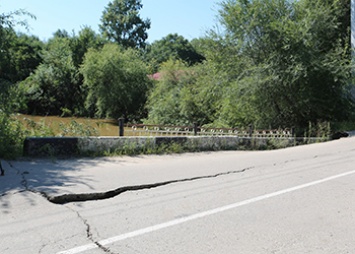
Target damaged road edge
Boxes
[46,167,254,205]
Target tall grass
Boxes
[0,116,100,159]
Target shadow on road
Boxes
[0,157,126,212]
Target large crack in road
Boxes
[45,166,255,205]
[2,161,254,254]
[2,162,255,205]
[3,162,117,254]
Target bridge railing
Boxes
[124,123,293,138]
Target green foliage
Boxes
[144,60,198,125]
[303,121,331,140]
[0,80,26,159]
[22,118,55,137]
[18,37,81,115]
[0,10,35,159]
[1,0,354,145]
[70,27,105,68]
[144,33,205,72]
[0,82,25,158]
[15,28,104,116]
[144,0,353,132]
[1,33,44,113]
[144,45,257,127]
[21,118,98,137]
[58,120,98,137]
[190,37,210,59]
[100,0,151,49]
[81,43,151,120]
[2,33,43,83]
[0,113,24,159]
[216,0,354,129]
[97,139,190,157]
[0,10,37,81]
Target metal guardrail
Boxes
[126,124,293,138]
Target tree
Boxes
[144,54,256,127]
[145,60,193,125]
[0,10,33,159]
[52,29,70,38]
[217,0,353,129]
[70,27,105,68]
[80,44,152,120]
[100,0,151,49]
[7,33,43,83]
[190,37,211,59]
[0,78,24,159]
[0,9,36,83]
[18,27,105,116]
[144,0,353,130]
[19,37,80,115]
[144,34,205,72]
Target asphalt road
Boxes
[1,137,355,254]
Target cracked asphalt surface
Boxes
[1,137,355,253]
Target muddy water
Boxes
[15,114,126,136]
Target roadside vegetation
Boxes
[1,0,354,159]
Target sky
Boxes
[0,0,222,43]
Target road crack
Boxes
[4,162,254,205]
[47,166,254,205]
[67,207,117,254]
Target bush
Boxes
[0,80,26,159]
[0,113,25,159]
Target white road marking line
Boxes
[56,169,355,254]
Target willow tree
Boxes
[218,0,353,129]
[81,44,151,120]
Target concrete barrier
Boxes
[23,136,323,157]
[23,137,80,157]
